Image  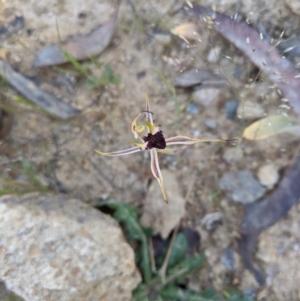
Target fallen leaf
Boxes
[34,6,119,67]
[187,5,300,118]
[243,115,298,140]
[238,145,300,285]
[0,59,80,119]
[187,4,300,285]
[140,169,186,239]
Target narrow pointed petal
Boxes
[145,94,154,124]
[94,146,141,156]
[165,136,225,146]
[131,113,145,139]
[150,149,168,203]
[130,141,147,150]
[145,120,156,134]
[157,147,176,155]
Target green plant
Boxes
[62,51,121,89]
[96,199,257,301]
[151,65,180,117]
[4,293,24,301]
[95,95,230,203]
[0,159,49,196]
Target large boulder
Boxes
[0,193,141,301]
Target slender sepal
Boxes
[94,146,141,156]
[165,136,225,146]
[150,149,168,203]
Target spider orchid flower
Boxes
[95,96,231,203]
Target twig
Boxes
[149,238,156,273]
[158,221,181,282]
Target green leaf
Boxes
[224,290,255,301]
[63,51,89,77]
[160,286,220,301]
[103,66,121,84]
[243,115,298,140]
[132,283,151,301]
[0,189,15,196]
[13,96,37,107]
[162,253,206,287]
[96,200,152,284]
[21,160,47,191]
[167,233,188,269]
[156,233,188,270]
[201,288,221,300]
[167,253,205,277]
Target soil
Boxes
[1,0,300,300]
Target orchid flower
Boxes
[95,95,231,203]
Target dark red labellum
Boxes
[143,130,166,150]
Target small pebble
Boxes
[207,46,221,63]
[201,212,222,231]
[186,103,199,115]
[223,147,243,163]
[237,100,265,120]
[257,163,279,189]
[193,88,221,107]
[153,33,172,45]
[205,118,217,129]
[219,170,266,204]
[221,248,235,271]
[193,130,201,137]
[224,100,238,120]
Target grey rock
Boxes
[201,212,222,231]
[223,147,243,163]
[237,100,265,120]
[192,88,221,107]
[0,193,141,301]
[174,68,226,88]
[219,170,266,203]
[286,0,300,15]
[224,100,238,121]
[221,248,235,271]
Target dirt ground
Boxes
[1,0,300,300]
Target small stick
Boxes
[158,220,181,282]
[149,238,156,273]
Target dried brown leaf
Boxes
[0,59,80,119]
[187,4,300,285]
[243,115,298,140]
[34,6,119,67]
[140,170,186,239]
[187,5,300,118]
